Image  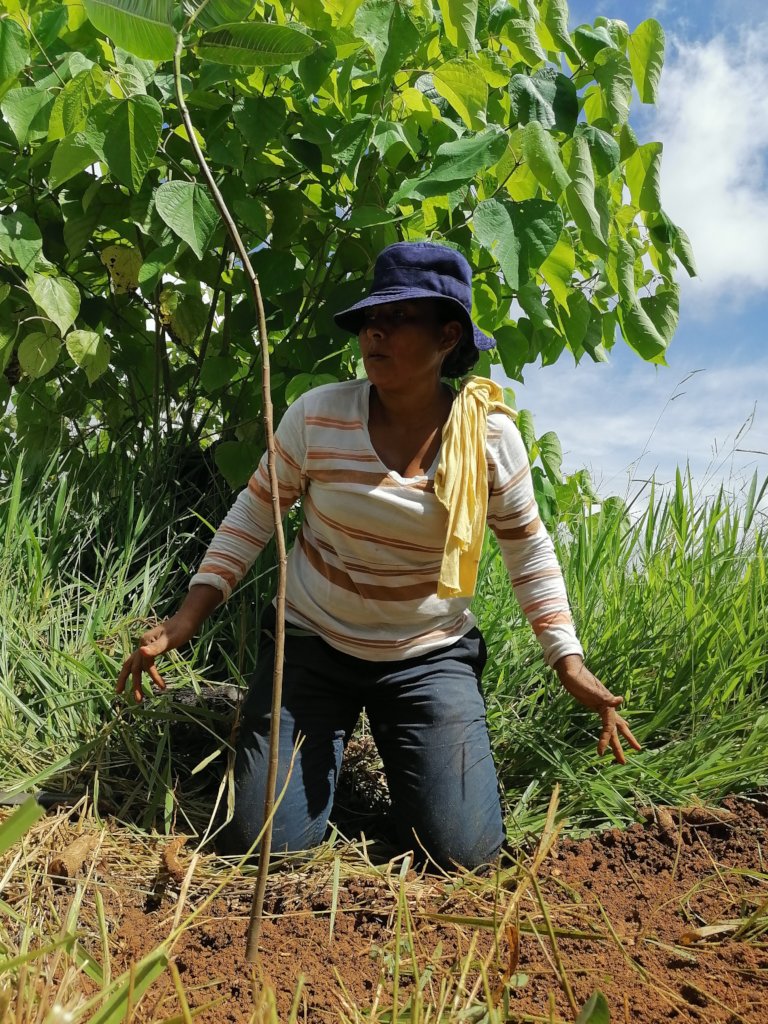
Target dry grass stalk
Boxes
[48,836,98,880]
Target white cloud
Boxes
[648,25,768,310]
[497,355,768,506]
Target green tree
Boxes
[0,0,694,491]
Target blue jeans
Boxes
[219,609,505,870]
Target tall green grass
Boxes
[0,452,766,840]
[476,471,768,836]
[0,453,265,832]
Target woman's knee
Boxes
[216,799,328,857]
[400,816,504,871]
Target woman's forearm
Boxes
[174,583,223,633]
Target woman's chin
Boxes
[363,360,393,384]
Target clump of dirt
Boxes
[3,795,767,1023]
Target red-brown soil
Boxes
[4,795,767,1023]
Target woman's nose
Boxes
[363,320,386,340]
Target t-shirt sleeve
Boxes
[189,396,307,600]
[485,413,583,667]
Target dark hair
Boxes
[434,299,480,378]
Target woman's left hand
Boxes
[553,655,642,765]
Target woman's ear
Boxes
[439,320,463,354]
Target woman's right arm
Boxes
[116,397,308,702]
[116,583,223,703]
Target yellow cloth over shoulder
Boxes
[434,376,517,599]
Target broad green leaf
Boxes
[436,0,478,52]
[291,0,334,30]
[573,124,619,178]
[18,332,60,379]
[155,181,219,259]
[510,68,577,133]
[521,121,570,198]
[215,439,262,489]
[538,430,562,485]
[673,225,697,278]
[594,48,633,126]
[62,204,99,256]
[137,242,177,291]
[354,0,420,80]
[201,354,238,392]
[49,132,100,188]
[88,948,169,1024]
[188,0,257,30]
[198,22,318,66]
[0,331,14,375]
[614,236,637,303]
[565,135,607,256]
[371,121,414,164]
[494,323,530,379]
[513,198,563,275]
[27,274,81,335]
[474,199,519,290]
[169,294,207,344]
[628,19,664,104]
[297,37,336,94]
[626,141,662,213]
[0,797,45,857]
[48,66,107,141]
[477,51,510,89]
[573,24,613,61]
[100,245,142,293]
[595,16,630,52]
[537,0,577,60]
[642,283,679,345]
[392,128,507,204]
[0,17,29,85]
[102,94,162,192]
[618,121,638,161]
[345,206,402,229]
[539,233,574,306]
[1,88,53,146]
[516,407,536,453]
[500,19,546,67]
[83,0,176,61]
[575,991,610,1024]
[0,212,43,274]
[560,289,590,349]
[619,297,666,361]
[233,95,287,150]
[66,330,110,384]
[518,280,554,333]
[433,58,487,131]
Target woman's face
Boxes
[358,299,461,392]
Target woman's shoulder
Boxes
[293,378,368,423]
[485,409,526,466]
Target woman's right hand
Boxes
[116,613,196,703]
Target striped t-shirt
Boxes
[190,379,583,665]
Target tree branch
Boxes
[174,33,289,962]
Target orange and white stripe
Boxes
[191,380,582,665]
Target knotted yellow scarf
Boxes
[434,376,517,599]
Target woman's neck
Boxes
[370,379,452,430]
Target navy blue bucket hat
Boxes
[333,241,495,351]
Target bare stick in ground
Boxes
[173,32,288,961]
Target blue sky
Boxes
[503,0,768,506]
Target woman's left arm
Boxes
[553,653,642,764]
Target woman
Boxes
[118,242,640,870]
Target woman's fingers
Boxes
[597,710,643,764]
[147,662,166,690]
[617,716,643,752]
[116,644,167,702]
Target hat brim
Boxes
[334,288,495,351]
